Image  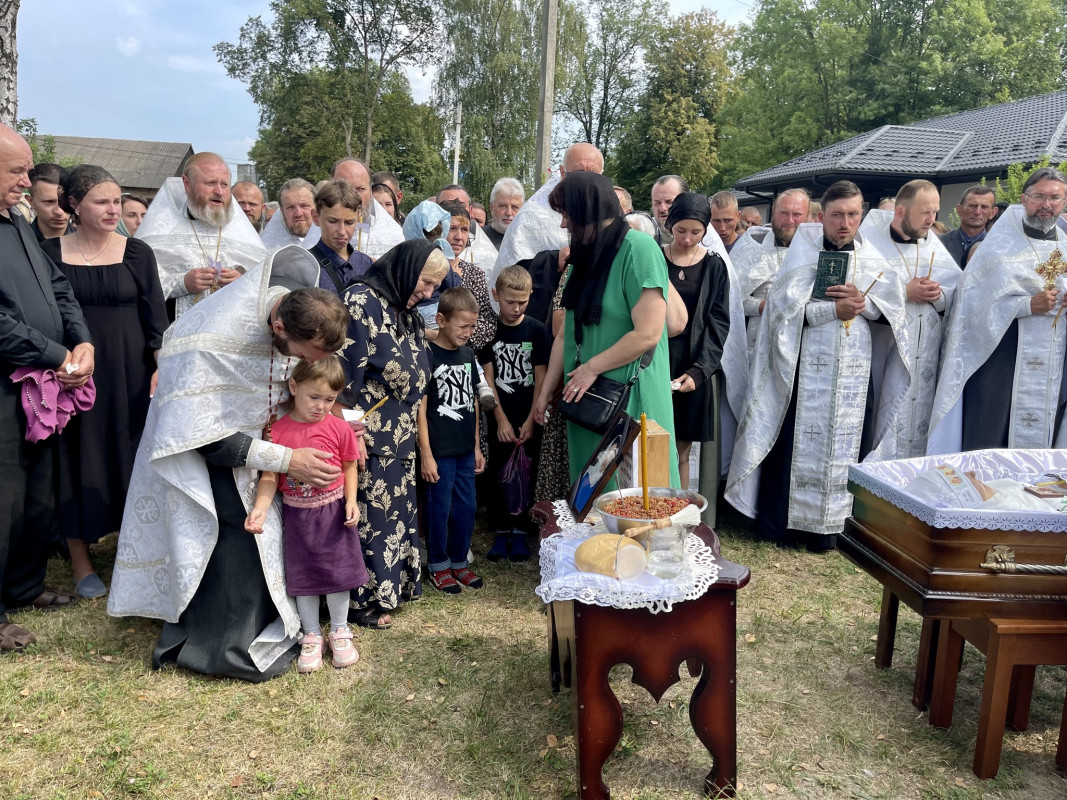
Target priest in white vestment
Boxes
[108,246,351,682]
[725,189,811,359]
[860,181,961,460]
[725,182,904,551]
[927,167,1067,454]
[259,178,316,250]
[136,153,267,320]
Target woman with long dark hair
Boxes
[532,172,679,486]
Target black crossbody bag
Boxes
[557,322,656,434]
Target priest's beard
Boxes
[271,328,294,356]
[900,216,929,241]
[188,195,234,229]
[1024,211,1057,233]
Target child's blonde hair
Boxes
[495,264,532,293]
[289,356,346,392]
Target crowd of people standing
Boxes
[2,120,1065,681]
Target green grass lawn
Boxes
[2,509,1065,799]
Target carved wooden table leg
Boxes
[689,592,738,797]
[565,588,741,799]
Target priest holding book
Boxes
[726,181,904,552]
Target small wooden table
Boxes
[544,524,750,799]
[928,617,1067,779]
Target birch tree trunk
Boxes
[0,0,19,126]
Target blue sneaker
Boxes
[508,531,531,562]
[487,532,510,562]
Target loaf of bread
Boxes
[574,534,647,580]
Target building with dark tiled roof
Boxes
[733,90,1067,215]
[35,136,194,201]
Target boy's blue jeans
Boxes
[425,451,476,572]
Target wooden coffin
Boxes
[840,450,1067,620]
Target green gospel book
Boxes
[812,251,850,300]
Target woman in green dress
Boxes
[533,171,679,488]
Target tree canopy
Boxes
[717,0,1067,188]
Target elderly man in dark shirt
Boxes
[0,123,94,651]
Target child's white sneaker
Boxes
[297,632,324,673]
[329,626,359,669]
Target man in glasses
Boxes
[928,167,1067,453]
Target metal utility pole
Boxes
[452,102,463,185]
[534,0,558,189]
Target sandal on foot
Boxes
[0,622,36,652]
[329,626,359,668]
[13,588,77,612]
[451,567,484,589]
[428,569,461,594]
[297,632,324,673]
[349,606,393,630]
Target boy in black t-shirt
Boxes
[478,266,549,561]
[417,288,486,593]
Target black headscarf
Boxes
[549,171,628,330]
[666,192,711,233]
[355,239,437,335]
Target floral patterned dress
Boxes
[341,285,429,611]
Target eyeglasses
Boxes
[1025,192,1065,204]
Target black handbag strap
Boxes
[574,331,656,388]
[317,253,347,295]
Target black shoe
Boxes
[804,533,837,553]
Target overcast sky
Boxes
[17,0,752,174]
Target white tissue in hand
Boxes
[65,363,79,374]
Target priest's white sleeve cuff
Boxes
[1015,295,1034,319]
[932,290,947,313]
[743,296,762,317]
[805,301,839,326]
[246,439,293,474]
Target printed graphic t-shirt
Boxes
[426,341,479,457]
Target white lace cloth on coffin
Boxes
[535,522,721,613]
[849,448,1067,531]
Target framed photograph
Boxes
[568,410,640,522]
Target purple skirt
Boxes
[281,487,369,596]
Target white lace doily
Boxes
[535,523,721,614]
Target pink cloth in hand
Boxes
[9,367,97,443]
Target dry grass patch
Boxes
[1,515,1065,799]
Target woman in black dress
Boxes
[42,166,167,598]
[662,193,730,490]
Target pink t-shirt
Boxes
[269,413,358,497]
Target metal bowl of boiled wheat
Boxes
[594,487,707,535]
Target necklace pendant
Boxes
[678,269,685,281]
